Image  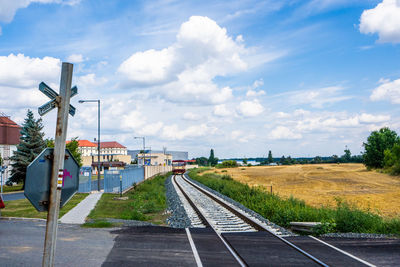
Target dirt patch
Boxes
[208,164,400,218]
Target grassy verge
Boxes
[1,193,89,219]
[87,172,170,226]
[2,184,23,193]
[188,168,400,235]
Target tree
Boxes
[363,127,399,169]
[268,150,273,163]
[9,110,46,188]
[383,143,400,175]
[313,156,322,164]
[243,158,248,165]
[341,147,351,163]
[195,157,208,166]
[0,153,3,166]
[280,156,286,165]
[47,137,83,166]
[208,149,218,166]
[332,155,339,163]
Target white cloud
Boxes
[230,130,253,143]
[237,99,264,117]
[76,73,107,88]
[269,126,302,140]
[161,123,216,140]
[183,112,201,121]
[137,122,164,136]
[67,54,85,63]
[246,89,265,97]
[118,16,253,104]
[0,53,60,88]
[281,86,351,108]
[0,0,80,23]
[358,113,390,123]
[213,104,231,117]
[360,0,400,43]
[370,78,400,103]
[272,110,391,135]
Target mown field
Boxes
[209,164,400,218]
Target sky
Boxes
[0,0,399,159]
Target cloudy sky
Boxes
[0,0,399,159]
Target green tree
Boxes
[0,153,3,166]
[341,147,351,163]
[195,157,208,166]
[279,156,286,165]
[363,127,399,169]
[313,156,322,164]
[208,149,218,166]
[268,150,273,163]
[243,158,248,165]
[383,144,400,175]
[9,110,46,188]
[46,137,83,167]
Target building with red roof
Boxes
[0,113,21,181]
[70,139,131,171]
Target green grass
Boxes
[87,172,170,225]
[188,168,400,235]
[81,219,117,228]
[2,184,23,193]
[1,193,89,219]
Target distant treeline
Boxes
[193,127,400,174]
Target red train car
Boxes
[172,160,186,175]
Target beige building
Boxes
[70,140,131,171]
[137,152,172,166]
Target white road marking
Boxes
[185,228,203,267]
[309,235,377,267]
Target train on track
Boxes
[172,160,186,175]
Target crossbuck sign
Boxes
[38,82,78,116]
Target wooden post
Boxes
[42,63,73,267]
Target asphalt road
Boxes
[2,192,25,201]
[0,219,115,266]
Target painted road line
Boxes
[185,228,203,267]
[309,235,376,267]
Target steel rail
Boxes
[172,175,248,267]
[180,174,330,267]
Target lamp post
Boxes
[79,99,101,191]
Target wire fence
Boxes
[104,166,144,193]
[78,166,92,193]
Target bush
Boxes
[216,160,238,168]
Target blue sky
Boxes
[0,0,399,159]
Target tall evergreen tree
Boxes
[268,150,273,163]
[208,149,218,166]
[10,110,46,188]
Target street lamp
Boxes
[79,99,101,191]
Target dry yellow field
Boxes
[209,164,400,218]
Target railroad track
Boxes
[172,174,376,267]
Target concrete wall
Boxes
[144,165,172,179]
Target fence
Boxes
[78,166,92,193]
[104,166,144,193]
